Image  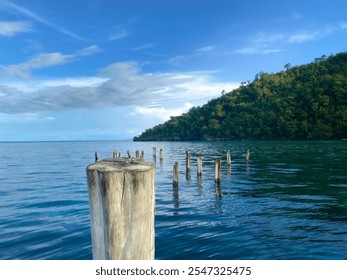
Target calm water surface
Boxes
[0,141,346,259]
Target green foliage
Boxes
[133,52,347,141]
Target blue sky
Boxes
[0,0,346,141]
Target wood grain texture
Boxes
[87,158,155,260]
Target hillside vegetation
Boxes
[134,52,347,141]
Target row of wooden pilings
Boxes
[87,147,250,260]
[94,147,164,163]
[173,149,250,186]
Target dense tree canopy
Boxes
[134,52,347,141]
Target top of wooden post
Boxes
[87,157,153,173]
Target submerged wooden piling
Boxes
[173,161,179,186]
[246,149,250,161]
[87,157,155,260]
[152,147,156,161]
[227,150,231,165]
[186,151,191,173]
[214,158,221,184]
[159,149,163,162]
[197,156,203,177]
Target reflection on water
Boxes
[0,140,346,259]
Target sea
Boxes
[0,140,346,260]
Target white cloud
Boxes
[236,22,347,55]
[0,0,85,40]
[251,32,284,44]
[196,45,216,53]
[263,49,285,54]
[0,61,239,114]
[131,43,156,51]
[0,45,102,78]
[287,31,320,43]
[235,47,258,54]
[132,102,194,121]
[76,45,102,56]
[109,26,128,41]
[0,21,32,36]
[166,55,187,66]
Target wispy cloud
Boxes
[287,24,344,43]
[0,0,85,40]
[75,45,102,56]
[132,102,194,121]
[165,45,216,66]
[235,22,347,55]
[0,45,102,78]
[108,17,137,41]
[234,47,285,55]
[251,32,284,44]
[0,21,32,36]
[131,43,156,51]
[287,31,319,43]
[109,26,128,41]
[195,45,216,53]
[0,61,239,115]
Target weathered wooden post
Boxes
[173,161,179,186]
[159,149,163,162]
[87,157,155,260]
[214,158,221,184]
[141,151,144,159]
[127,150,131,158]
[197,156,203,177]
[113,150,117,158]
[95,151,99,163]
[135,150,140,158]
[227,150,231,165]
[246,149,250,162]
[152,147,156,161]
[186,151,191,173]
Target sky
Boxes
[0,0,346,141]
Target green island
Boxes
[134,52,347,141]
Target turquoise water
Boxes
[0,141,346,259]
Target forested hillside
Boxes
[134,52,347,141]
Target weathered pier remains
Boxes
[197,156,203,177]
[173,161,179,186]
[186,151,191,173]
[214,158,221,184]
[87,157,155,260]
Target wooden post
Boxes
[159,149,163,162]
[118,152,122,157]
[127,150,131,158]
[186,151,191,173]
[227,150,231,165]
[95,151,99,163]
[113,150,117,158]
[246,149,250,161]
[197,156,202,177]
[87,157,155,260]
[141,151,144,159]
[173,161,179,186]
[135,150,140,158]
[152,147,156,161]
[214,158,221,184]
